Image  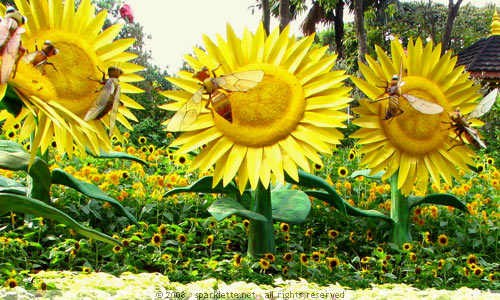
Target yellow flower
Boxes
[233,253,242,267]
[259,258,270,270]
[327,257,340,270]
[177,233,187,244]
[338,167,348,177]
[0,0,144,163]
[151,233,162,247]
[351,38,479,195]
[6,278,17,288]
[160,24,351,192]
[437,234,449,247]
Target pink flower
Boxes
[120,4,134,23]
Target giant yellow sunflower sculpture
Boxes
[161,24,352,192]
[0,0,143,161]
[350,38,479,195]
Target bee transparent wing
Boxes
[166,88,203,132]
[397,57,403,88]
[467,88,497,120]
[464,126,487,148]
[0,18,11,47]
[0,26,24,84]
[213,70,264,92]
[404,94,444,114]
[84,79,115,122]
[108,79,121,137]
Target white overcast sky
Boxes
[126,0,500,73]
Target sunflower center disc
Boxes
[27,32,103,118]
[382,76,449,155]
[213,63,305,147]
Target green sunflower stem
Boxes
[247,181,275,258]
[389,172,411,246]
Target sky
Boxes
[126,0,500,73]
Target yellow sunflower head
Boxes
[160,24,352,192]
[0,0,144,161]
[351,37,480,195]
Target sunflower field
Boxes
[0,0,499,299]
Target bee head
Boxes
[42,40,59,56]
[5,7,26,26]
[450,108,461,121]
[193,66,211,82]
[108,66,123,78]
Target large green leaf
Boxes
[51,168,138,225]
[305,190,394,224]
[0,186,27,195]
[0,141,51,203]
[285,170,347,215]
[208,198,267,222]
[271,189,311,224]
[351,169,385,180]
[0,175,25,188]
[0,84,23,116]
[164,176,240,200]
[0,193,122,246]
[408,193,468,213]
[85,147,147,165]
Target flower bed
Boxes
[1,271,499,300]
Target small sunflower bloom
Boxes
[280,222,290,232]
[6,278,17,288]
[259,258,270,270]
[0,0,144,163]
[348,149,356,161]
[467,254,478,266]
[161,24,352,192]
[233,253,242,267]
[300,253,308,265]
[82,267,91,274]
[351,38,479,195]
[175,155,188,166]
[327,257,341,270]
[437,234,449,247]
[283,252,293,263]
[338,167,348,177]
[151,234,162,247]
[402,242,412,251]
[112,245,122,253]
[328,229,339,239]
[206,235,214,246]
[177,233,187,244]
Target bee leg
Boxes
[447,129,465,151]
[440,121,453,131]
[387,108,404,124]
[373,96,390,103]
[45,62,57,71]
[11,45,26,80]
[211,64,222,77]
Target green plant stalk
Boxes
[389,172,411,246]
[247,181,275,257]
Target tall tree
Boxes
[279,0,292,31]
[353,0,368,63]
[262,0,271,34]
[441,0,463,53]
[300,1,343,57]
[334,0,345,58]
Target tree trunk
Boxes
[334,0,345,58]
[262,0,270,35]
[279,0,291,31]
[441,0,463,54]
[353,0,367,64]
